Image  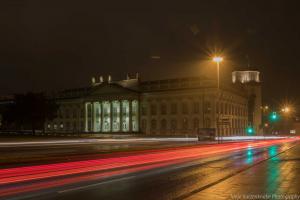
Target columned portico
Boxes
[85,99,139,133]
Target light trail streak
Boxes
[0,138,298,198]
[0,136,293,147]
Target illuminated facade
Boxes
[84,100,138,133]
[232,70,262,134]
[232,71,260,83]
[45,74,257,136]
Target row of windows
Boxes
[58,102,247,119]
[47,121,84,131]
[216,102,247,116]
[141,118,211,131]
[141,118,247,131]
[141,102,212,116]
[57,108,84,119]
[218,128,246,136]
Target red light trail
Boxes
[0,138,298,198]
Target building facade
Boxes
[232,70,262,134]
[45,72,260,136]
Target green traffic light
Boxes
[246,126,254,135]
[269,112,279,122]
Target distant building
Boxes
[232,71,260,83]
[232,70,262,134]
[42,72,259,136]
[0,95,14,129]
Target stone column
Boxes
[101,101,104,132]
[84,102,88,132]
[91,102,94,132]
[110,101,113,132]
[120,100,123,132]
[129,100,132,132]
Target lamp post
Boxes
[213,56,223,90]
[281,105,293,135]
[213,56,223,143]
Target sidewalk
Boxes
[187,143,300,200]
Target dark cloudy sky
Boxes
[0,0,300,105]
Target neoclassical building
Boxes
[45,71,261,136]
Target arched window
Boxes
[220,103,224,114]
[81,108,84,118]
[193,118,199,130]
[65,108,70,119]
[171,119,177,131]
[161,119,167,131]
[150,104,157,115]
[73,109,77,118]
[161,103,167,115]
[150,119,157,130]
[182,102,188,114]
[204,118,211,128]
[141,105,147,115]
[193,102,199,114]
[73,121,77,131]
[66,122,70,130]
[224,103,228,115]
[141,119,147,131]
[171,103,177,114]
[182,118,188,130]
[204,101,211,113]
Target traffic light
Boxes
[246,126,254,135]
[269,112,279,122]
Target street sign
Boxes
[217,118,231,126]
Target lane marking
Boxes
[58,175,136,194]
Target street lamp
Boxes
[281,106,290,114]
[213,56,223,89]
[213,56,223,143]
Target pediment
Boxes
[88,83,138,96]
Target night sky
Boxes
[1,0,300,105]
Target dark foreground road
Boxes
[0,137,201,166]
[0,138,299,200]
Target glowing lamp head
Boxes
[213,56,223,63]
[246,126,254,135]
[269,112,279,122]
[282,106,290,113]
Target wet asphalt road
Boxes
[3,140,298,200]
[0,138,201,167]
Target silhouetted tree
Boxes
[2,93,58,134]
